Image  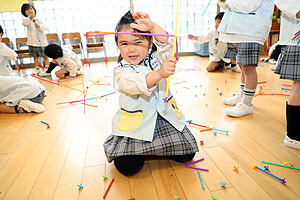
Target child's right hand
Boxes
[159,57,177,78]
[188,34,196,40]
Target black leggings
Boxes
[45,62,57,73]
[113,153,195,176]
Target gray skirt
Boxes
[103,114,199,163]
[225,43,262,66]
[29,46,45,57]
[275,45,300,81]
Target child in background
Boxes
[0,76,46,113]
[21,3,49,74]
[0,25,17,76]
[188,12,240,73]
[274,0,300,149]
[43,44,81,80]
[103,11,199,176]
[218,0,274,117]
[261,41,282,70]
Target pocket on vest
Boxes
[117,108,143,131]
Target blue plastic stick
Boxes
[255,166,286,184]
[198,170,205,190]
[41,121,50,126]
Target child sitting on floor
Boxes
[188,12,240,72]
[43,44,81,80]
[0,76,46,113]
[0,25,17,76]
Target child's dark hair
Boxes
[115,11,157,63]
[21,3,36,17]
[44,44,63,59]
[0,25,3,36]
[215,12,224,20]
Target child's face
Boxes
[117,28,152,65]
[25,6,35,18]
[215,19,221,30]
[0,33,2,42]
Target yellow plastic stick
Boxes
[165,0,179,99]
[72,77,102,101]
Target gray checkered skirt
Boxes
[29,46,45,57]
[103,114,199,163]
[225,43,262,66]
[275,45,300,80]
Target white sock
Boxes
[242,88,255,106]
[239,83,245,98]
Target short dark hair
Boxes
[0,25,3,36]
[44,44,63,59]
[21,3,36,17]
[215,12,224,20]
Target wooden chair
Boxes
[15,37,31,70]
[62,32,86,65]
[46,33,61,45]
[85,31,108,65]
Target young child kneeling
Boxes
[43,44,81,80]
[0,76,46,113]
[103,11,199,176]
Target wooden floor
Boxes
[0,56,299,200]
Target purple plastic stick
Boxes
[185,158,204,166]
[294,30,300,36]
[185,165,209,172]
[87,32,175,37]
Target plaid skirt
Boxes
[225,43,262,66]
[275,45,300,80]
[103,114,199,163]
[29,46,45,57]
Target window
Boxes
[0,0,217,57]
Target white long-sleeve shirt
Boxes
[194,30,230,62]
[0,76,45,106]
[55,45,81,77]
[0,43,17,76]
[274,0,300,45]
[218,0,268,44]
[22,17,48,47]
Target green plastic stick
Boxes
[260,161,300,170]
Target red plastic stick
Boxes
[103,178,114,199]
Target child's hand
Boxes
[130,11,155,32]
[159,57,177,78]
[188,34,197,40]
[34,22,40,28]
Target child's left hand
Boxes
[130,11,155,32]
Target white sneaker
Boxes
[225,102,253,117]
[18,100,46,113]
[33,68,41,74]
[231,66,241,73]
[223,65,231,70]
[39,72,51,77]
[222,95,241,106]
[268,59,277,65]
[283,134,300,150]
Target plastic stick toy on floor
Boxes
[252,164,286,184]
